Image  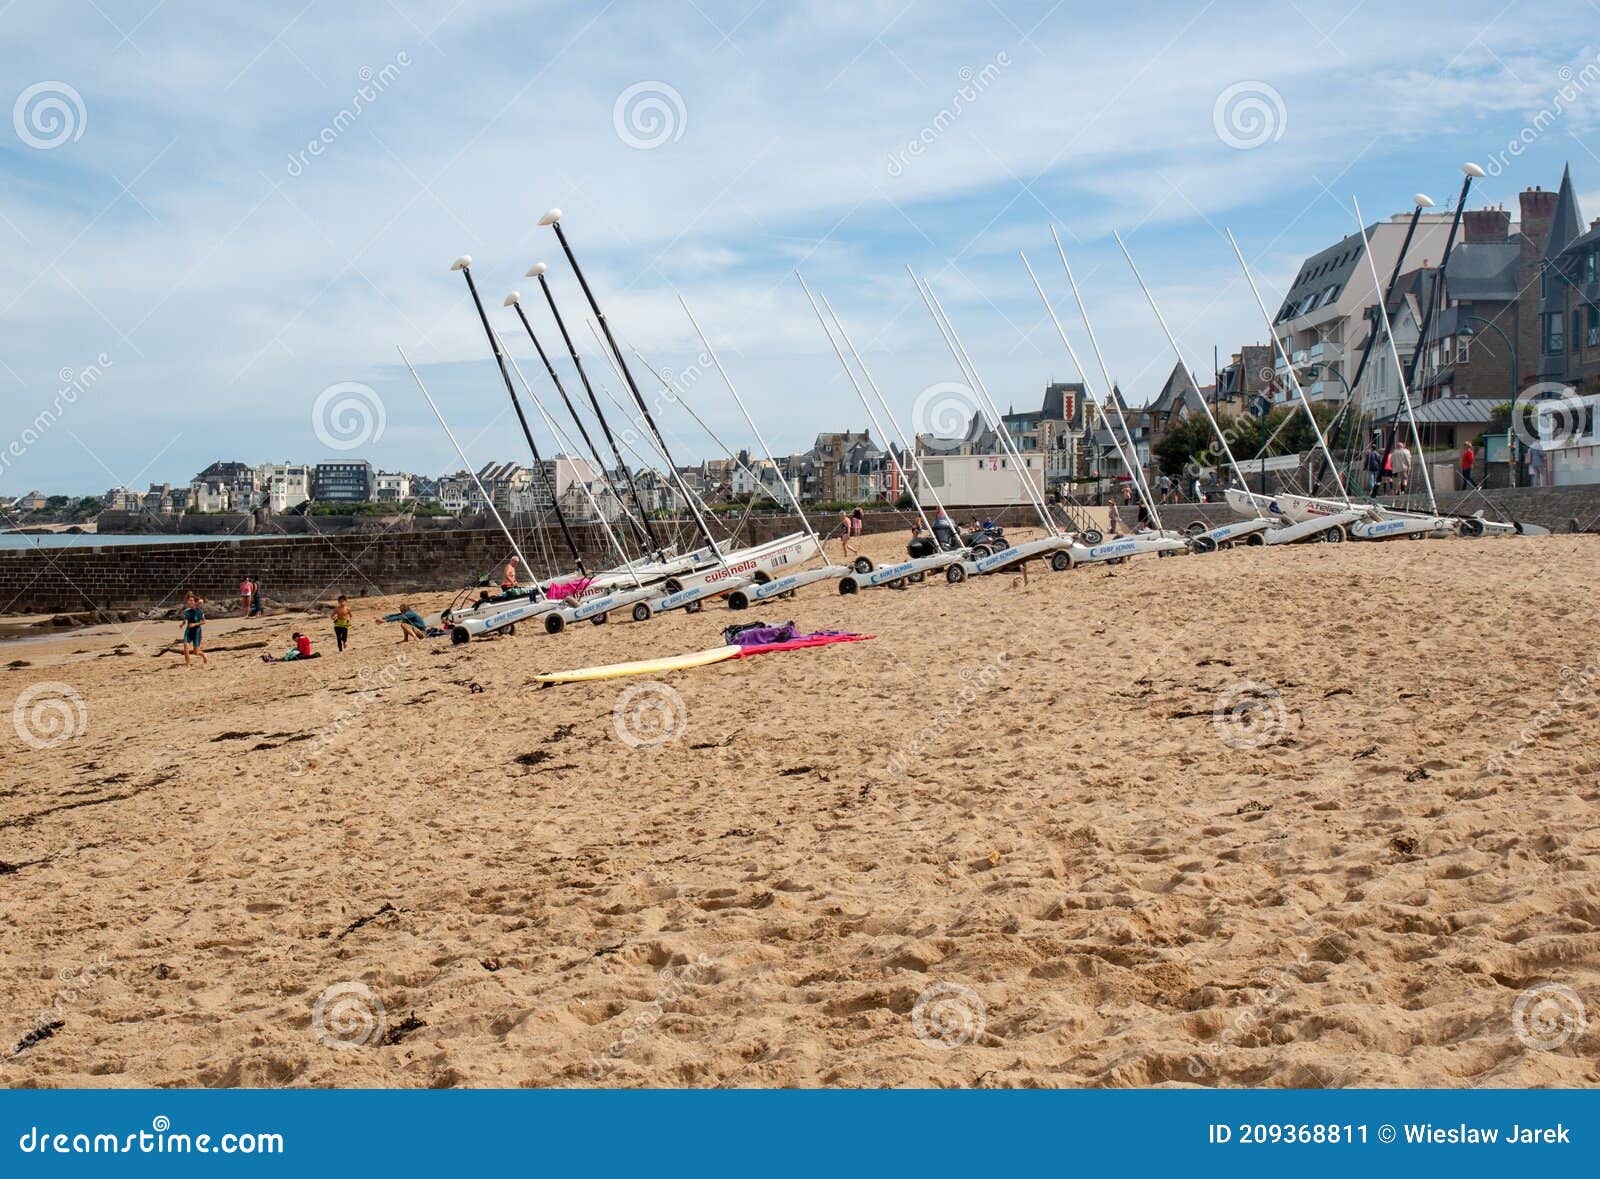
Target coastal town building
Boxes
[257,462,313,512]
[311,460,374,504]
[373,471,412,503]
[1272,210,1457,403]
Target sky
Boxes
[3,0,1600,495]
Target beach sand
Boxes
[2,529,1597,1088]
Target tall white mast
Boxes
[793,274,935,538]
[909,268,1059,535]
[677,293,832,564]
[1222,229,1353,506]
[1055,229,1181,525]
[1351,195,1439,515]
[1018,250,1167,529]
[398,346,541,593]
[812,286,957,533]
[1115,231,1274,518]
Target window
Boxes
[1586,250,1598,283]
[1457,337,1470,364]
[1321,284,1341,307]
[1589,305,1600,349]
[1544,313,1565,354]
[1575,310,1584,351]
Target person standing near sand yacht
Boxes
[1393,440,1412,494]
[331,595,352,652]
[181,592,207,667]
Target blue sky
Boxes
[3,0,1599,494]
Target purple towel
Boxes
[729,624,799,647]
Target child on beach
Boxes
[239,576,255,617]
[262,632,317,662]
[331,595,352,652]
[180,592,207,668]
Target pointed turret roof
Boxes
[1542,164,1584,260]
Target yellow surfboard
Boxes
[534,644,742,685]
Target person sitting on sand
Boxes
[180,592,207,668]
[331,595,352,652]
[381,605,429,642]
[262,632,319,662]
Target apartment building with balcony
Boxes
[1270,211,1457,403]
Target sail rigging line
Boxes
[398,346,542,598]
[810,282,951,536]
[528,265,663,555]
[1115,231,1291,519]
[540,209,725,563]
[908,267,1060,536]
[793,274,936,540]
[492,320,647,589]
[505,287,655,554]
[1049,228,1175,526]
[1351,196,1439,516]
[452,255,588,574]
[1019,249,1174,530]
[678,292,833,565]
[1222,230,1354,507]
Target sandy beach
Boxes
[2,530,1596,1088]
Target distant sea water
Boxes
[0,532,232,550]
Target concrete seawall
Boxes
[6,489,1593,615]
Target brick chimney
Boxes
[1463,206,1510,243]
[1520,184,1557,250]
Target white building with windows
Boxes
[373,471,412,502]
[916,451,1046,508]
[256,462,313,512]
[1271,212,1456,402]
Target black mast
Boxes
[1404,164,1484,392]
[451,255,586,575]
[506,285,658,555]
[527,266,664,556]
[539,209,722,557]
